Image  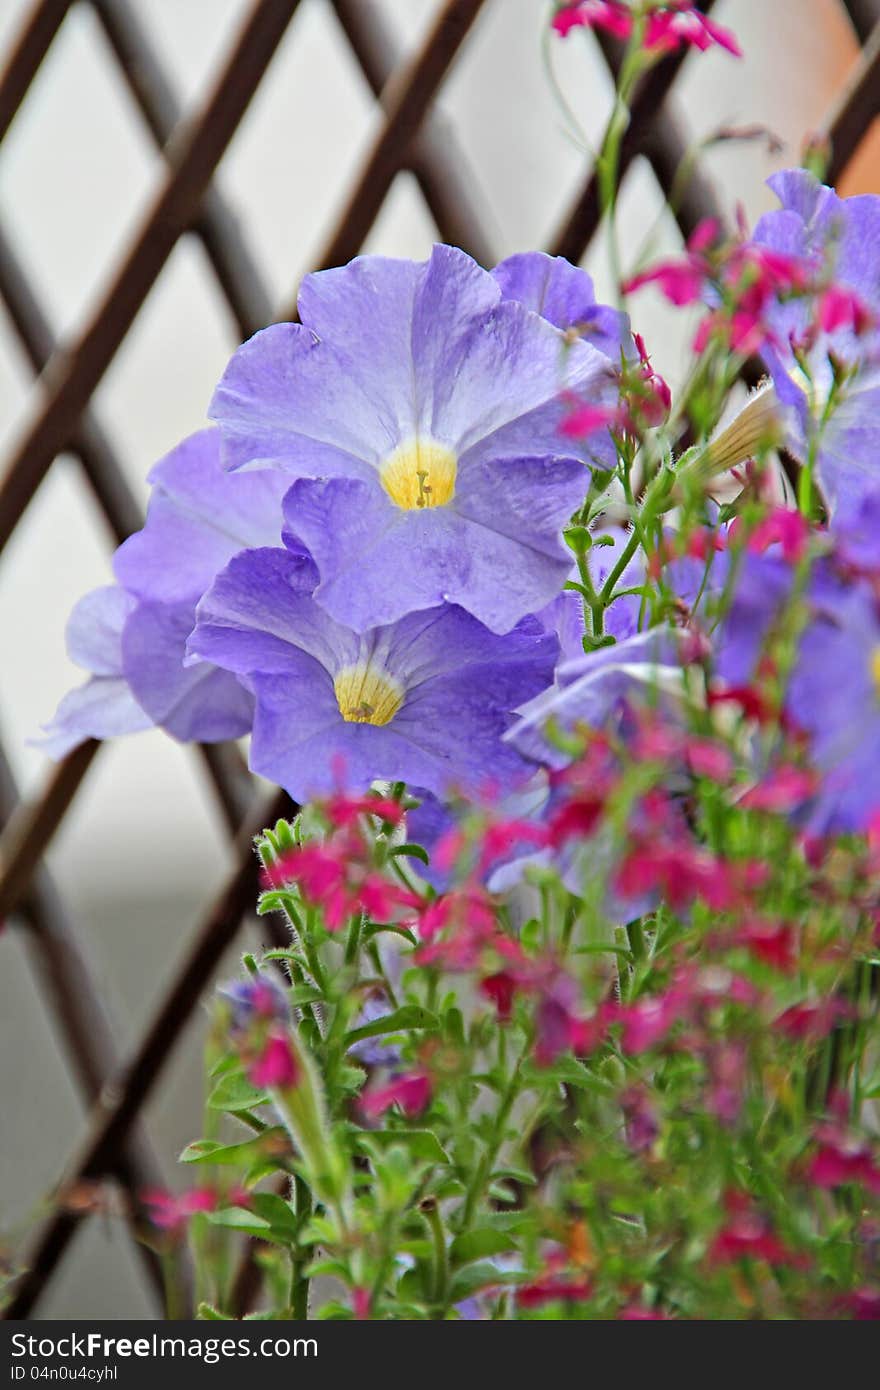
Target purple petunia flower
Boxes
[751,170,880,514]
[187,545,558,802]
[507,627,690,768]
[35,585,155,758]
[705,540,880,833]
[830,480,880,570]
[210,246,621,635]
[36,430,288,755]
[786,576,880,833]
[491,250,630,358]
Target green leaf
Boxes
[318,1303,355,1320]
[304,1258,351,1282]
[208,1053,240,1080]
[206,1207,274,1240]
[207,1071,269,1113]
[450,1227,516,1266]
[362,922,417,946]
[390,842,430,866]
[492,1165,537,1188]
[257,889,301,917]
[207,1195,299,1246]
[289,983,325,1007]
[178,1130,287,1167]
[443,1007,465,1046]
[523,1055,610,1092]
[487,1181,518,1204]
[356,1128,449,1165]
[249,1192,300,1241]
[449,1263,523,1302]
[563,524,591,554]
[344,1004,438,1046]
[198,1302,232,1320]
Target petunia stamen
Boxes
[334,661,404,726]
[379,437,457,510]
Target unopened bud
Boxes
[701,383,785,476]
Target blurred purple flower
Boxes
[37,431,288,755]
[507,627,690,768]
[752,170,880,515]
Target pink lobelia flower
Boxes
[748,507,811,564]
[817,284,874,337]
[644,4,742,57]
[352,1288,372,1320]
[708,1192,805,1268]
[360,1069,432,1119]
[142,1187,218,1233]
[480,970,518,1022]
[808,1123,880,1195]
[551,1,633,41]
[559,400,620,440]
[533,971,606,1065]
[615,833,738,913]
[627,332,672,428]
[624,219,720,303]
[735,917,797,973]
[267,840,420,932]
[416,887,523,971]
[841,1288,880,1320]
[248,1030,300,1090]
[739,765,819,813]
[323,793,406,829]
[775,998,851,1041]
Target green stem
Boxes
[461,1054,524,1227]
[289,1174,312,1319]
[424,1200,449,1313]
[599,525,642,605]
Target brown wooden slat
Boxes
[331,0,498,266]
[0,0,72,145]
[4,786,291,1319]
[548,0,719,263]
[89,0,275,340]
[823,18,880,182]
[0,745,178,1315]
[0,740,101,923]
[282,0,489,315]
[0,0,303,557]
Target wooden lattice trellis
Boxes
[0,0,878,1319]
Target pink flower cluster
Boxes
[625,218,875,356]
[552,2,741,57]
[560,333,671,440]
[264,794,418,931]
[708,1191,805,1268]
[142,1186,249,1234]
[359,1070,433,1119]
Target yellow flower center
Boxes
[871,647,880,698]
[334,662,404,726]
[379,436,457,510]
